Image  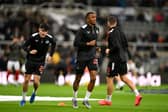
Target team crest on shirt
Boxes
[45,40,49,44]
[35,39,38,42]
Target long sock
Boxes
[134,89,140,96]
[15,70,19,81]
[6,71,10,81]
[22,92,27,101]
[73,91,78,99]
[84,91,91,101]
[106,95,112,102]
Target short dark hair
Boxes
[107,16,117,25]
[39,23,49,31]
[85,11,96,19]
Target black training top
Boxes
[23,33,56,63]
[107,26,130,62]
[74,24,99,61]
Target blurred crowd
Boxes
[0,7,168,42]
[1,0,168,8]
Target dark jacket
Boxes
[74,24,99,61]
[107,26,129,62]
[23,33,56,63]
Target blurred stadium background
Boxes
[0,1,168,112]
[0,0,168,87]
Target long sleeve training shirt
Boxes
[74,24,99,61]
[107,26,129,62]
[23,33,56,63]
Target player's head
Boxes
[85,11,96,25]
[38,23,49,38]
[107,16,117,28]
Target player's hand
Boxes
[39,65,44,72]
[46,55,52,63]
[86,40,96,46]
[96,47,101,52]
[30,49,37,54]
[105,48,110,55]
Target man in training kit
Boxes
[72,11,99,109]
[20,23,56,106]
[6,36,22,85]
[98,16,142,106]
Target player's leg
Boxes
[99,61,117,106]
[119,62,142,106]
[72,61,85,108]
[30,64,44,104]
[98,76,114,106]
[120,74,142,106]
[72,74,82,108]
[106,76,114,103]
[14,61,20,85]
[6,60,12,82]
[115,75,125,90]
[22,75,32,96]
[73,74,82,93]
[120,75,137,92]
[83,59,97,108]
[20,62,34,106]
[87,70,97,92]
[30,74,41,103]
[33,75,41,92]
[82,69,96,108]
[20,74,32,106]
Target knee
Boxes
[24,79,29,84]
[90,73,97,81]
[34,79,40,85]
[120,76,127,82]
[90,76,96,82]
[75,75,82,82]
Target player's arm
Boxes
[22,36,37,54]
[49,37,56,57]
[86,40,96,46]
[108,31,119,54]
[121,31,132,60]
[22,37,32,53]
[47,37,56,63]
[74,29,88,47]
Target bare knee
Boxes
[75,75,82,83]
[24,79,29,84]
[120,75,129,83]
[24,76,31,84]
[90,71,97,80]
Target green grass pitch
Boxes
[0,84,168,112]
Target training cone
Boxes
[57,102,65,106]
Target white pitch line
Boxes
[0,95,102,102]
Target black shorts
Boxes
[75,58,98,75]
[106,61,127,77]
[25,61,44,76]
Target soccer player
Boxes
[98,16,142,106]
[20,23,56,106]
[72,11,99,109]
[6,36,22,85]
